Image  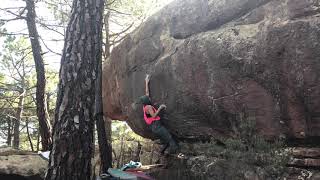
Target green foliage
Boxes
[45,0,71,26]
[111,121,145,144]
[19,120,40,151]
[109,0,167,20]
[221,119,289,179]
[0,21,6,38]
[224,138,247,152]
[0,29,60,148]
[185,118,289,179]
[0,35,42,150]
[110,121,153,167]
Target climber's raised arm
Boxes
[145,74,150,97]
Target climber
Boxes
[139,74,179,154]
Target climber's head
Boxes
[139,95,152,105]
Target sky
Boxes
[0,0,174,71]
[1,0,64,71]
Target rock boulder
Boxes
[102,0,320,141]
[0,148,47,180]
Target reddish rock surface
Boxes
[102,0,320,141]
[292,148,320,158]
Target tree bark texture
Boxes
[134,141,142,162]
[26,118,34,151]
[117,136,124,168]
[7,117,12,146]
[45,0,105,179]
[95,87,112,172]
[25,0,52,151]
[94,8,112,172]
[37,127,40,151]
[103,11,110,60]
[47,93,54,126]
[149,143,154,165]
[95,12,112,170]
[13,90,25,149]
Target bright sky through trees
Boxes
[0,0,174,70]
[0,0,174,147]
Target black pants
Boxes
[150,120,178,153]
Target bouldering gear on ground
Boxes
[107,168,137,180]
[120,161,142,171]
[107,161,155,180]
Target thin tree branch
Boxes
[39,36,62,56]
[0,7,26,20]
[107,8,131,16]
[0,32,29,36]
[37,21,64,36]
[110,35,127,46]
[106,0,116,6]
[109,22,134,37]
[0,7,25,10]
[0,17,25,22]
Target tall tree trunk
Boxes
[104,117,112,150]
[95,9,112,171]
[95,61,112,172]
[134,141,142,162]
[25,0,52,151]
[149,143,154,165]
[47,93,54,126]
[93,9,113,172]
[112,149,117,166]
[7,117,12,146]
[103,11,110,60]
[46,93,50,113]
[36,127,40,151]
[26,118,34,152]
[117,136,124,168]
[45,0,105,179]
[13,90,25,149]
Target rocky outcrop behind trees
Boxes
[102,0,320,141]
[0,148,47,180]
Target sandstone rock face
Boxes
[289,147,320,168]
[102,0,320,140]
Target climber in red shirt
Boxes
[139,74,178,154]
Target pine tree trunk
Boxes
[36,128,40,151]
[7,117,12,146]
[26,118,34,151]
[94,9,113,172]
[13,90,25,149]
[103,11,110,60]
[95,27,112,172]
[25,0,52,151]
[47,93,54,126]
[104,117,112,151]
[118,136,124,168]
[149,143,154,165]
[134,141,142,162]
[45,0,105,179]
[95,86,112,172]
[112,149,117,166]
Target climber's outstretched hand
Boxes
[145,74,151,83]
[159,104,167,110]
